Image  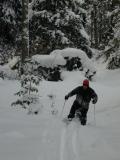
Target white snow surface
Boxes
[0,62,120,160]
[51,48,96,72]
[32,54,66,67]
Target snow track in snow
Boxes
[72,125,80,160]
[60,126,66,160]
[60,120,81,160]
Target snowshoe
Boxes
[62,117,72,125]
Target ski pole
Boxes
[94,104,96,125]
[60,100,66,117]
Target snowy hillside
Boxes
[0,65,120,160]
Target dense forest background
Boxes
[0,0,120,69]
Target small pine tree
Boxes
[12,59,42,114]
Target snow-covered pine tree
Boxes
[0,0,29,66]
[106,6,120,69]
[0,0,17,64]
[12,59,42,114]
[0,0,16,44]
[29,0,92,58]
[89,0,115,49]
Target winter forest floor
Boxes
[0,65,120,160]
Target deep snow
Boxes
[0,66,120,160]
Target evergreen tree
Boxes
[29,0,92,58]
[0,0,29,67]
[89,0,115,49]
[12,59,42,114]
[0,0,16,45]
[0,0,15,64]
[0,0,22,64]
[106,6,120,69]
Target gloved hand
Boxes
[65,95,69,100]
[92,98,97,104]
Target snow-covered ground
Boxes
[0,65,120,160]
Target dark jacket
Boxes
[67,86,98,107]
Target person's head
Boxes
[82,79,89,89]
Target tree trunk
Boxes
[21,0,29,75]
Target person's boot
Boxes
[81,117,87,125]
[67,114,74,121]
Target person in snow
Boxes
[65,79,98,125]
